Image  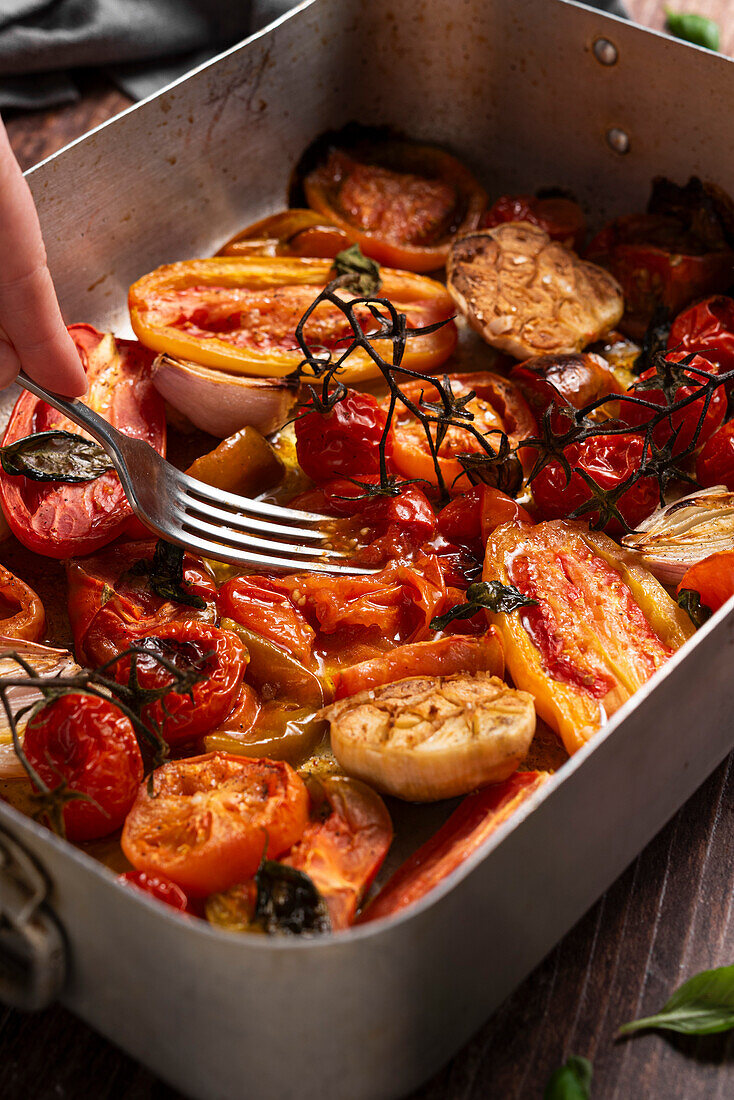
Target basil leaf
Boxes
[430,580,537,631]
[333,243,382,296]
[665,10,720,51]
[131,539,207,610]
[618,964,734,1036]
[254,860,331,936]
[544,1056,593,1100]
[0,430,113,482]
[677,587,712,628]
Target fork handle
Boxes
[15,370,128,461]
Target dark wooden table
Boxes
[2,3,734,1097]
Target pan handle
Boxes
[0,826,66,1010]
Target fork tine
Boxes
[172,524,374,575]
[176,490,329,543]
[172,506,351,560]
[179,471,326,524]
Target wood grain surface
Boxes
[2,2,734,1098]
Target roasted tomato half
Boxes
[121,753,310,897]
[481,193,586,251]
[112,622,248,747]
[217,209,350,259]
[389,372,536,493]
[0,563,45,642]
[65,540,216,667]
[24,693,144,842]
[128,257,457,385]
[678,551,734,617]
[0,326,165,558]
[284,775,393,930]
[297,128,486,272]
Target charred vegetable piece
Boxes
[185,426,284,497]
[447,224,623,359]
[254,860,331,935]
[360,770,549,922]
[0,430,113,482]
[322,672,536,802]
[220,619,324,710]
[483,520,693,755]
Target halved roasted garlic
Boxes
[447,222,623,359]
[322,672,536,802]
[623,486,734,583]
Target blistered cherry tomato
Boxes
[696,420,734,489]
[668,296,734,376]
[113,622,247,746]
[119,870,191,913]
[24,694,143,842]
[437,486,532,548]
[295,390,394,483]
[620,353,726,455]
[532,433,659,532]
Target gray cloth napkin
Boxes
[0,0,628,111]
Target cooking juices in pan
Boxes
[3,125,734,935]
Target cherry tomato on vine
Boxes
[668,296,734,376]
[295,390,394,484]
[531,433,660,533]
[113,622,247,746]
[24,693,143,842]
[620,353,726,455]
[437,486,532,550]
[121,752,310,897]
[119,870,192,913]
[696,420,734,490]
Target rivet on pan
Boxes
[593,37,618,65]
[606,127,630,155]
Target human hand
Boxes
[0,118,87,397]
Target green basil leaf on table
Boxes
[618,964,734,1036]
[543,1055,593,1100]
[0,430,113,482]
[665,10,720,52]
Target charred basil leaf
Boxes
[677,587,712,628]
[430,580,537,631]
[130,539,206,610]
[456,445,524,497]
[254,859,331,936]
[0,430,114,482]
[543,1055,592,1100]
[333,243,382,296]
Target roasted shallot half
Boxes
[321,672,536,802]
[623,486,734,584]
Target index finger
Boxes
[0,119,87,397]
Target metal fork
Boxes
[15,370,372,574]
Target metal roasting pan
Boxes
[2,1,734,1096]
